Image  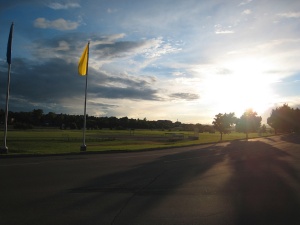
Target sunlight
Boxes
[202,57,276,117]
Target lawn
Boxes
[0,128,272,155]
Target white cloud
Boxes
[239,0,252,6]
[107,8,118,14]
[278,12,300,18]
[242,9,252,15]
[34,18,80,30]
[215,30,235,34]
[172,71,185,76]
[47,2,80,10]
[91,33,126,46]
[214,24,234,34]
[142,37,182,59]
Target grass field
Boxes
[0,128,273,155]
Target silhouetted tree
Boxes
[44,112,57,126]
[294,108,300,132]
[212,112,236,141]
[236,109,262,139]
[267,104,295,134]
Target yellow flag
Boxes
[78,43,89,76]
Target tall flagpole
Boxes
[80,41,90,152]
[1,22,14,154]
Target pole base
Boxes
[80,145,87,152]
[0,146,8,154]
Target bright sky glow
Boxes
[1,0,300,124]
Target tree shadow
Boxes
[223,140,300,225]
[68,145,226,223]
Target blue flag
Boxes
[6,23,14,65]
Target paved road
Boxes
[1,134,300,225]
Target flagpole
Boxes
[1,64,11,154]
[80,41,90,152]
[1,22,14,154]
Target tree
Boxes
[267,104,294,134]
[236,109,262,139]
[294,108,300,132]
[212,112,236,141]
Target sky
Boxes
[1,0,300,124]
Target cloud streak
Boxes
[278,12,300,19]
[169,93,200,101]
[47,2,81,10]
[34,18,80,30]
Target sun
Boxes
[202,57,276,117]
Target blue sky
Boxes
[1,0,300,124]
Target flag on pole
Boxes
[78,42,90,151]
[1,22,14,154]
[6,23,14,65]
[78,44,89,76]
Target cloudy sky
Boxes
[1,0,300,124]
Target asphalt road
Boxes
[1,134,300,225]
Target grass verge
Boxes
[0,129,272,155]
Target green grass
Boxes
[0,129,272,155]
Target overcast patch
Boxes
[0,57,161,114]
[169,93,200,101]
[93,41,147,59]
[107,8,118,14]
[217,68,232,75]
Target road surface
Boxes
[1,134,300,225]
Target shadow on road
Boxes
[280,133,300,144]
[223,140,300,225]
[70,145,226,222]
[69,138,300,224]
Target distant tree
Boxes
[236,109,262,139]
[212,112,236,141]
[157,120,173,130]
[119,116,129,129]
[108,116,118,129]
[260,124,267,133]
[195,123,204,133]
[43,112,57,126]
[0,109,4,123]
[32,109,43,125]
[69,122,78,130]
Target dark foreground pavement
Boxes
[1,134,300,225]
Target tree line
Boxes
[0,104,299,137]
[0,109,214,132]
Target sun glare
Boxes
[202,57,276,117]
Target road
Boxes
[1,134,300,225]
